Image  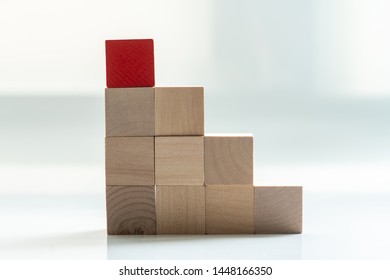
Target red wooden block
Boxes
[105,39,155,88]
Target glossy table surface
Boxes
[1,165,389,260]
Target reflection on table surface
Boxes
[1,191,390,260]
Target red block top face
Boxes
[105,39,155,88]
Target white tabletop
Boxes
[1,165,389,260]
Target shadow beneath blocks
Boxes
[0,229,107,259]
[107,234,302,260]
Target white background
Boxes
[1,0,390,97]
[0,0,390,260]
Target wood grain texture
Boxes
[155,87,204,136]
[255,186,302,234]
[205,135,253,185]
[206,185,254,234]
[105,39,154,88]
[155,137,204,185]
[106,185,156,235]
[156,185,205,234]
[105,137,154,185]
[105,88,154,137]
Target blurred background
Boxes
[0,0,390,259]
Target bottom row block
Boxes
[156,185,205,234]
[206,185,254,234]
[106,185,302,235]
[255,186,302,234]
[106,185,156,235]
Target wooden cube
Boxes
[205,134,253,185]
[255,186,302,234]
[155,87,204,136]
[105,88,154,137]
[155,137,204,185]
[156,185,205,234]
[106,185,156,235]
[206,185,254,234]
[105,39,154,88]
[105,137,154,185]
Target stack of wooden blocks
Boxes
[105,39,302,235]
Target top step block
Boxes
[105,39,155,88]
[155,87,204,136]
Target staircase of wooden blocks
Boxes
[105,39,303,235]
